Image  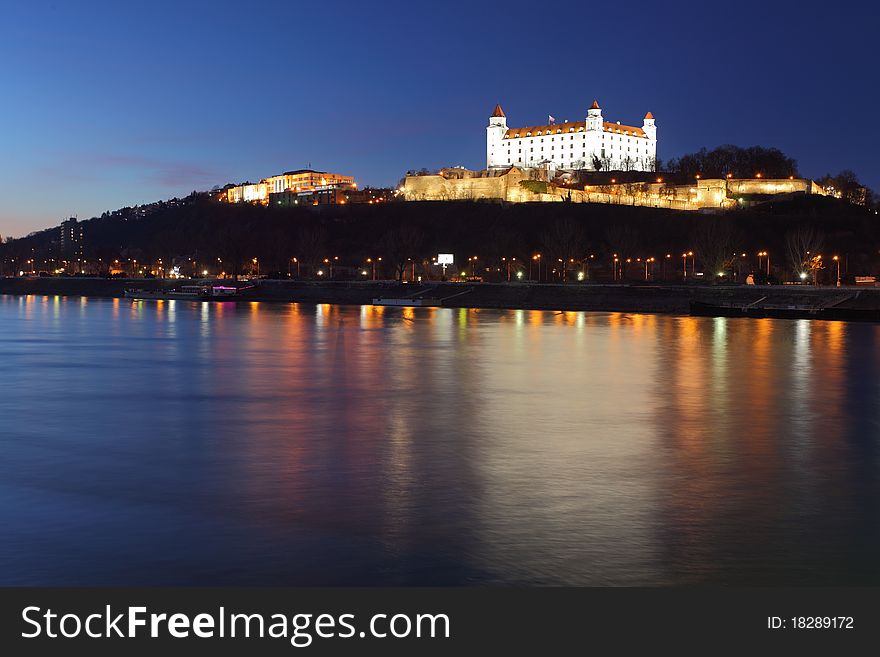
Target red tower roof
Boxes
[491,104,505,118]
[590,99,601,110]
[644,111,654,120]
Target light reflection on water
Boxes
[0,295,878,585]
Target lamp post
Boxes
[833,255,840,287]
[468,255,479,279]
[758,251,770,279]
[681,251,694,279]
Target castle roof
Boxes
[590,99,601,110]
[644,111,654,120]
[491,104,505,117]
[504,120,647,139]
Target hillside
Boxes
[2,196,877,282]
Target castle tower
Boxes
[487,104,507,169]
[642,111,657,169]
[584,99,604,169]
[586,99,603,131]
[642,111,656,140]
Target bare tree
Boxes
[486,220,525,278]
[214,220,254,278]
[785,226,825,283]
[692,218,739,281]
[542,217,585,282]
[604,223,641,261]
[297,224,326,278]
[381,225,423,282]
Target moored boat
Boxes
[372,297,442,307]
[689,300,880,322]
[124,284,239,301]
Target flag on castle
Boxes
[548,115,556,124]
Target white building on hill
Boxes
[487,100,657,172]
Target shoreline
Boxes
[3,277,880,319]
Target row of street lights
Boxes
[277,249,846,285]
[18,249,840,282]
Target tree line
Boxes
[1,193,877,284]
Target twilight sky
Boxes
[0,0,876,236]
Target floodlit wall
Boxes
[404,168,527,201]
[404,170,826,211]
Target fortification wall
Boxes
[405,171,823,209]
[405,169,527,201]
[726,178,819,196]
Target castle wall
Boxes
[404,171,824,211]
[725,178,818,197]
[404,170,524,201]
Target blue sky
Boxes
[0,0,876,236]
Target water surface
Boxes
[1,295,878,585]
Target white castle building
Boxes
[487,100,657,172]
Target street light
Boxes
[468,255,479,278]
[502,257,513,282]
[833,255,840,287]
[758,251,770,278]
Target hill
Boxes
[1,195,877,283]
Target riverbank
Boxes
[3,276,880,317]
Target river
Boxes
[1,295,878,585]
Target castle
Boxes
[402,100,829,209]
[487,101,657,173]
